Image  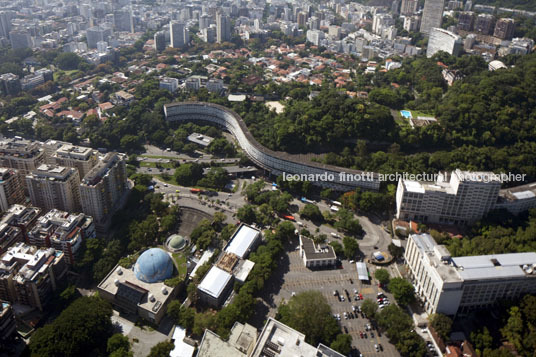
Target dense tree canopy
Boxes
[29,296,113,357]
[277,291,340,346]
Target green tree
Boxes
[388,278,415,306]
[329,241,343,256]
[300,204,323,222]
[330,334,352,355]
[277,291,340,346]
[361,298,378,318]
[29,296,113,357]
[167,301,195,332]
[429,313,453,342]
[147,341,174,357]
[375,269,390,285]
[501,306,524,350]
[55,52,82,70]
[342,236,359,259]
[174,163,204,186]
[237,205,257,224]
[107,334,131,356]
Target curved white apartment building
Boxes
[164,102,380,191]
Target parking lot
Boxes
[256,244,399,357]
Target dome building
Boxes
[97,247,178,324]
[166,234,187,252]
[134,248,174,283]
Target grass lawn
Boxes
[53,70,80,81]
[140,154,180,159]
[172,252,188,278]
[139,161,175,169]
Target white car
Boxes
[343,312,348,319]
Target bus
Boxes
[190,188,202,193]
[331,200,342,206]
[282,215,295,221]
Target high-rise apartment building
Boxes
[401,0,418,15]
[86,26,112,49]
[0,138,45,177]
[26,165,81,213]
[396,169,501,225]
[27,209,95,265]
[154,31,166,51]
[405,233,536,315]
[494,18,515,40]
[0,73,20,96]
[0,11,12,38]
[0,242,67,311]
[475,14,494,35]
[170,21,188,48]
[427,27,462,57]
[113,9,134,33]
[80,152,128,231]
[216,13,231,43]
[0,168,24,213]
[420,0,445,35]
[457,12,475,31]
[9,30,32,49]
[51,144,98,179]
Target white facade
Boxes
[299,235,337,268]
[426,28,462,57]
[420,0,445,34]
[405,234,536,315]
[396,169,501,225]
[164,102,380,191]
[159,77,179,92]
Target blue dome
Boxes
[134,248,174,283]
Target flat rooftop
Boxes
[250,317,318,357]
[97,264,173,316]
[187,133,214,147]
[452,252,536,281]
[224,224,261,259]
[300,235,336,261]
[198,266,232,299]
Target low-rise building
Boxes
[250,317,345,357]
[27,209,95,265]
[198,321,258,357]
[197,266,233,307]
[223,224,261,259]
[405,233,536,315]
[299,235,337,268]
[97,248,178,324]
[0,242,67,311]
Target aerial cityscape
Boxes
[0,0,535,356]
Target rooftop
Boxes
[97,264,174,317]
[300,235,336,261]
[198,266,232,299]
[224,224,261,259]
